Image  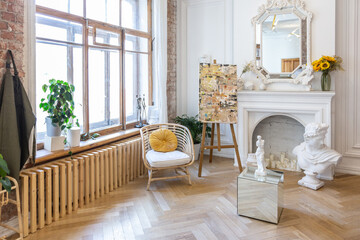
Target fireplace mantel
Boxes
[237,91,335,167]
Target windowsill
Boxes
[35,128,140,165]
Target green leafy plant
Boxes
[0,154,12,192]
[173,114,211,144]
[39,79,79,131]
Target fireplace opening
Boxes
[251,115,305,171]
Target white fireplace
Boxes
[237,91,335,167]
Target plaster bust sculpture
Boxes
[255,135,267,176]
[293,123,342,190]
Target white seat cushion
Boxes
[146,150,191,168]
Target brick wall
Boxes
[167,0,177,122]
[0,0,25,80]
[0,0,25,222]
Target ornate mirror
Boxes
[251,0,313,89]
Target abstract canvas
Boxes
[199,63,238,123]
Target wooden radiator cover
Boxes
[20,137,144,237]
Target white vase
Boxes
[67,127,81,147]
[46,117,61,137]
[194,143,201,160]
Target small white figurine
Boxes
[259,83,267,91]
[255,135,267,176]
[244,81,254,90]
[293,123,342,190]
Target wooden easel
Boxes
[198,122,243,177]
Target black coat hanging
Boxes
[0,50,36,180]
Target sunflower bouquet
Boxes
[312,55,344,91]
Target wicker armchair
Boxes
[140,123,195,190]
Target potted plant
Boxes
[39,79,79,139]
[174,114,210,160]
[0,154,12,192]
[312,55,344,91]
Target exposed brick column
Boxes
[0,0,25,81]
[167,0,177,122]
[0,0,25,221]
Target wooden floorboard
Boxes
[26,156,360,240]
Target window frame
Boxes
[35,0,153,140]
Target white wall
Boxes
[177,0,235,158]
[177,0,337,159]
[334,0,360,175]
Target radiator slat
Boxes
[126,144,130,184]
[104,149,109,194]
[20,174,29,237]
[109,148,114,192]
[99,150,105,197]
[20,137,143,237]
[84,155,90,205]
[112,146,118,189]
[26,172,37,233]
[34,169,45,229]
[78,158,84,208]
[95,152,100,199]
[118,144,123,187]
[39,167,52,225]
[49,165,59,222]
[72,160,79,212]
[58,163,66,218]
[89,154,95,202]
[64,161,73,214]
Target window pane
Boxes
[125,52,149,123]
[125,34,148,52]
[36,14,83,43]
[110,52,120,120]
[36,0,83,16]
[89,48,120,131]
[122,0,148,32]
[36,42,83,140]
[87,0,119,25]
[94,28,120,47]
[73,47,84,130]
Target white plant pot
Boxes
[67,127,81,147]
[46,117,61,137]
[194,143,201,160]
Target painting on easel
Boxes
[199,63,238,123]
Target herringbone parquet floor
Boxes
[27,156,360,240]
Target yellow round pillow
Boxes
[149,129,178,152]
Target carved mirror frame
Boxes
[251,0,313,88]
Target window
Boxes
[35,0,152,140]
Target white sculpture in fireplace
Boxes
[293,123,342,190]
[255,135,267,176]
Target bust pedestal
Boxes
[298,171,324,190]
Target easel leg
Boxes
[230,124,243,172]
[209,123,215,163]
[216,123,221,151]
[198,124,207,177]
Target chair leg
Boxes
[146,170,152,191]
[185,167,192,185]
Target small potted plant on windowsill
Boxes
[174,114,211,160]
[39,79,80,149]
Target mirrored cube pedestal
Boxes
[237,167,284,224]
